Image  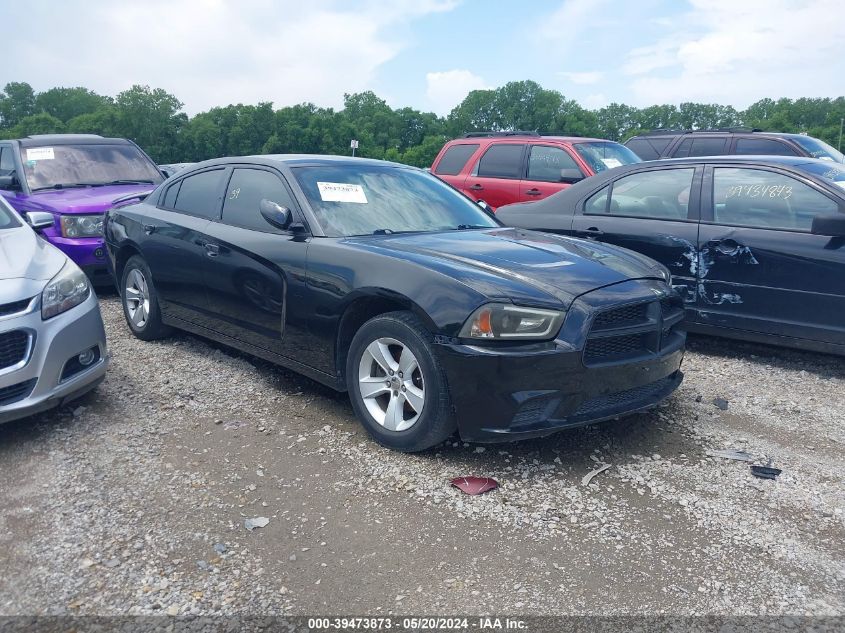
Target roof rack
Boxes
[639,127,762,136]
[26,133,104,139]
[462,130,540,138]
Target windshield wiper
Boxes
[31,183,95,192]
[99,179,156,185]
[455,224,492,230]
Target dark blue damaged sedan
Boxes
[104,155,685,452]
[497,156,845,356]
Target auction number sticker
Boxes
[317,182,368,203]
[26,147,55,161]
[601,158,622,169]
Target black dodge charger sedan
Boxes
[104,155,685,452]
[497,156,845,356]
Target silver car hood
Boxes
[0,225,66,303]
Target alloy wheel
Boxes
[357,337,425,431]
[125,268,151,329]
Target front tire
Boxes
[347,311,456,452]
[120,255,171,341]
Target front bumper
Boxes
[436,279,686,442]
[0,291,108,424]
[48,236,112,283]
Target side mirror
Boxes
[0,174,21,191]
[259,198,292,230]
[811,213,845,237]
[26,211,55,231]
[476,199,495,216]
[559,168,584,184]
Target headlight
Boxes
[42,262,91,319]
[460,303,565,340]
[61,214,104,238]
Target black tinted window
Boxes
[735,138,798,156]
[477,144,525,178]
[593,168,694,220]
[688,137,727,157]
[434,144,479,176]
[222,168,296,232]
[527,145,581,181]
[625,138,661,160]
[0,147,15,173]
[161,181,180,208]
[712,168,838,231]
[173,169,224,219]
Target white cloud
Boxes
[558,71,604,85]
[623,0,845,107]
[540,0,609,42]
[582,93,608,109]
[425,69,488,115]
[1,0,459,114]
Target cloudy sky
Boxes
[2,0,843,116]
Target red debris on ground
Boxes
[450,476,499,495]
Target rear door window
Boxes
[221,168,297,232]
[676,137,728,157]
[475,144,526,179]
[173,169,225,219]
[434,144,479,176]
[712,167,839,231]
[734,138,799,156]
[589,168,695,221]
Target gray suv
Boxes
[0,196,108,424]
[625,128,844,163]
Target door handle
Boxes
[205,242,220,257]
[469,184,484,191]
[525,188,542,196]
[712,239,741,256]
[581,227,604,237]
[142,224,157,235]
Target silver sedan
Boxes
[0,197,108,424]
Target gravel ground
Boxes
[0,295,843,617]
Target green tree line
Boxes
[1,80,843,166]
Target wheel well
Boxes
[335,296,411,382]
[114,244,142,283]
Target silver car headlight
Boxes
[42,262,91,319]
[60,214,104,238]
[460,303,565,340]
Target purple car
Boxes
[0,134,164,284]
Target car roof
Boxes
[636,155,835,168]
[451,135,608,144]
[11,134,134,147]
[180,154,414,171]
[630,130,805,140]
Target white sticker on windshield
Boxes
[601,158,622,169]
[26,147,55,161]
[317,182,368,203]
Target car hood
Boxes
[345,228,666,307]
[0,225,66,302]
[24,184,156,215]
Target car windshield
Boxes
[796,161,845,190]
[0,197,21,229]
[790,136,845,163]
[291,163,500,237]
[21,144,164,191]
[573,141,641,173]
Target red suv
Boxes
[431,132,641,209]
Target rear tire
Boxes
[347,311,456,452]
[120,255,172,341]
